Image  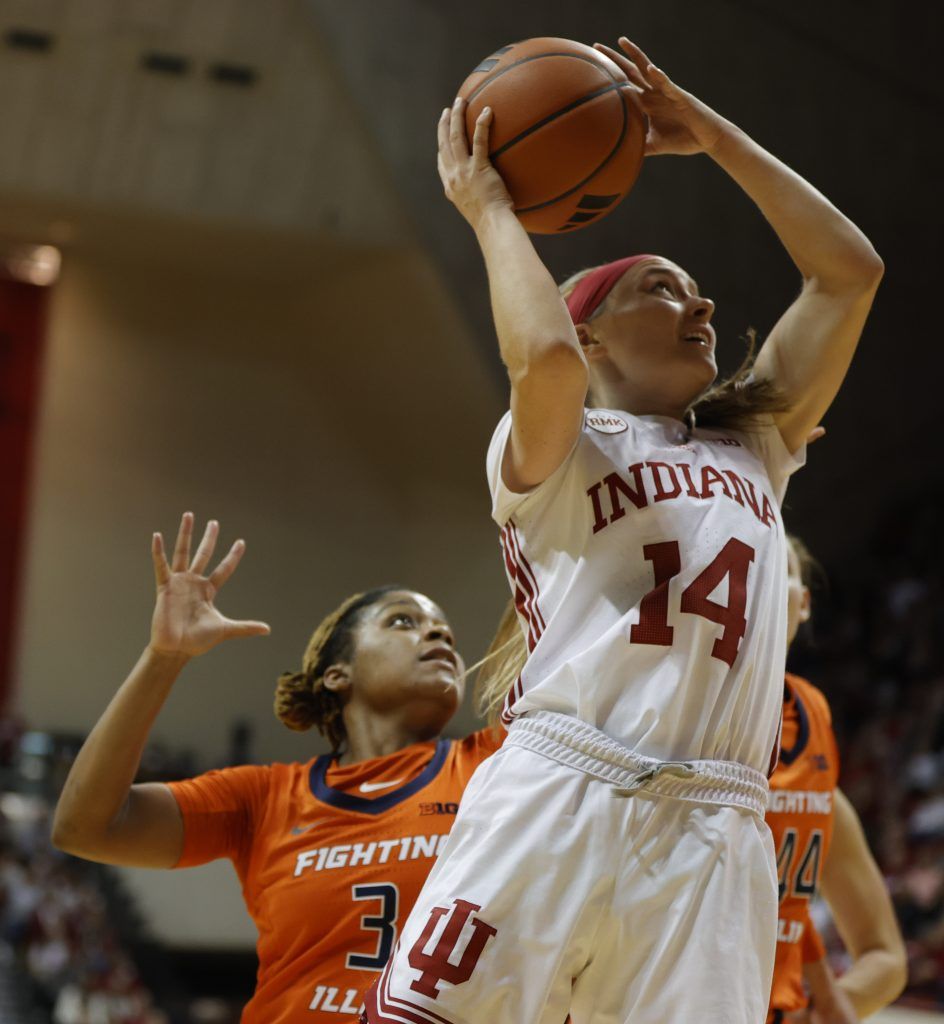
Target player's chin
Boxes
[676,349,717,392]
[680,341,717,368]
[432,675,464,711]
[431,673,463,702]
[408,681,462,728]
[414,663,462,694]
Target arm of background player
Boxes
[819,788,908,1017]
[52,514,269,869]
[438,101,588,492]
[796,950,858,1024]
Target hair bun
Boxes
[273,671,321,732]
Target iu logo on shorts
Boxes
[407,898,497,998]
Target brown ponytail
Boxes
[274,586,402,751]
[689,328,791,433]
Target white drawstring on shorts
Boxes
[610,760,697,798]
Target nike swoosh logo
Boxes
[290,822,321,835]
[358,778,405,794]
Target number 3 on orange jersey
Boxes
[631,538,756,666]
[346,883,399,970]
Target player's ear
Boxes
[576,322,605,360]
[322,664,353,694]
[798,586,812,625]
[573,325,602,366]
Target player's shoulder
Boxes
[264,758,313,786]
[169,760,284,816]
[785,672,833,726]
[228,759,317,809]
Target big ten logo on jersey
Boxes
[420,801,458,816]
[408,899,497,999]
[294,834,450,876]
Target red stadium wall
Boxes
[0,277,49,711]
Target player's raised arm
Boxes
[437,100,588,492]
[52,513,270,869]
[595,37,883,455]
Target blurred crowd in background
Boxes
[0,731,247,1022]
[0,489,941,1020]
[790,490,944,1008]
[0,795,169,1023]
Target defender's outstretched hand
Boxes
[150,512,270,659]
[594,37,729,157]
[437,98,514,230]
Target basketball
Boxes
[457,37,648,234]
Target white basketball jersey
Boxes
[486,408,805,774]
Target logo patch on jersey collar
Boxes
[586,412,628,434]
[359,778,405,793]
[290,821,322,835]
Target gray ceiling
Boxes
[308,0,943,563]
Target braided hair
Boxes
[274,586,403,751]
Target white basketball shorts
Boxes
[364,710,778,1024]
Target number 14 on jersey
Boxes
[631,538,756,667]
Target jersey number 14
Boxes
[631,538,756,667]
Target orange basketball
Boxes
[457,37,647,234]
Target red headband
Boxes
[565,254,663,326]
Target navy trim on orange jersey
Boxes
[778,681,810,766]
[309,739,452,814]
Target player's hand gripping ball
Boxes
[456,37,648,234]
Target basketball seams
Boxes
[512,87,630,215]
[490,82,625,161]
[463,50,623,107]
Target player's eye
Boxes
[388,613,416,628]
[652,279,674,294]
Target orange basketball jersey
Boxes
[168,730,502,1024]
[766,673,839,1020]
